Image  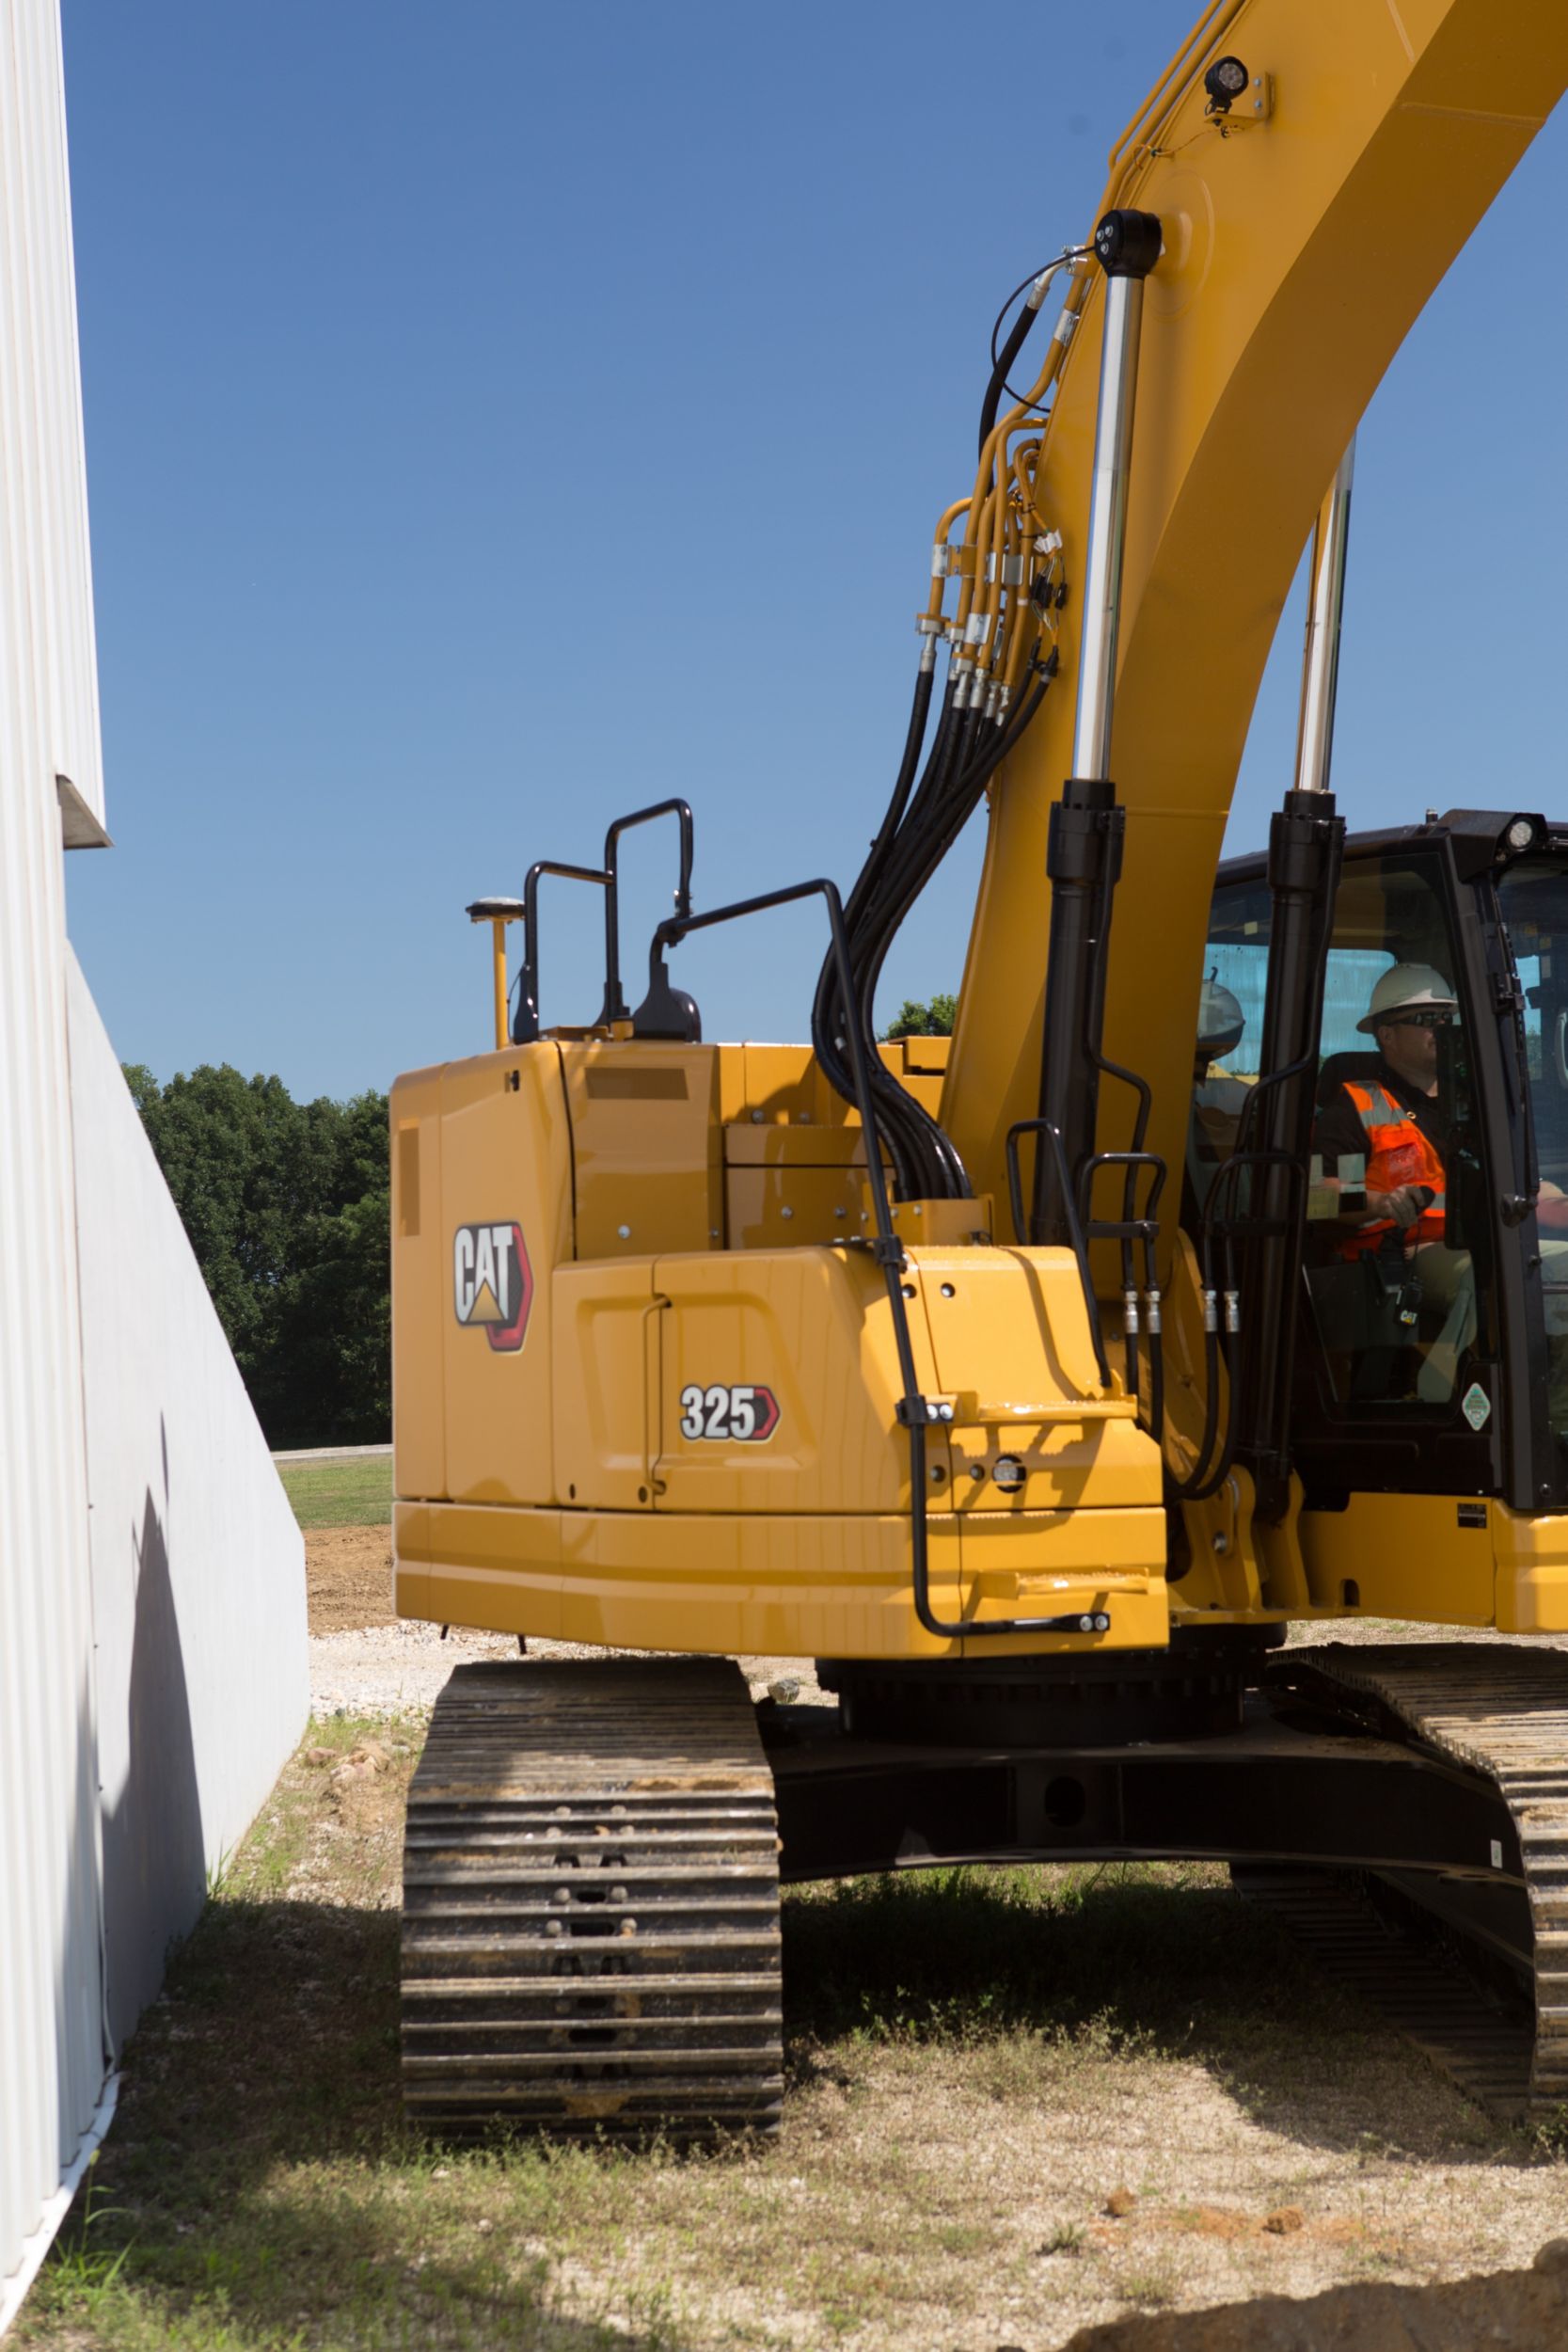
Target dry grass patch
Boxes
[19,1718,1568,2352]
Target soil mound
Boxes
[1063,2258,1568,2352]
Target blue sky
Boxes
[61,2,1568,1104]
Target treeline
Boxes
[124,1064,389,1451]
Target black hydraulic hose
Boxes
[816,647,1054,1205]
[857,667,936,910]
[1148,1311,1165,1458]
[812,671,947,1199]
[1183,1231,1243,1503]
[834,692,974,1198]
[857,676,1050,1029]
[855,674,1054,1054]
[813,673,949,1083]
[978,296,1041,460]
[850,702,994,1198]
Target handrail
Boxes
[513,861,610,1044]
[599,799,695,1028]
[1005,1118,1112,1388]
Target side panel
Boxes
[1297,1493,1495,1624]
[651,1247,942,1517]
[958,1511,1168,1649]
[389,1071,445,1502]
[394,1498,562,1637]
[565,1042,721,1259]
[552,1261,659,1511]
[400,1501,1169,1659]
[558,1509,965,1657]
[437,1046,572,1505]
[1494,1508,1568,1633]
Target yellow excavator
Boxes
[390,0,1568,2139]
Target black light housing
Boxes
[1204,55,1250,113]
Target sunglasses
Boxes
[1382,1009,1453,1030]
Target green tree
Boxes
[882,993,957,1040]
[125,1062,389,1449]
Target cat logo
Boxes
[452,1220,532,1353]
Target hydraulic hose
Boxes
[978,297,1041,459]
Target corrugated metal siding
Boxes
[0,0,110,2294]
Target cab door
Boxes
[1197,842,1503,1622]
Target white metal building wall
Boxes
[68,953,309,2053]
[0,0,111,2298]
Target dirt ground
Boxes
[255,1531,1568,2348]
[307,1524,395,1631]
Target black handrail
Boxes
[514,861,610,1043]
[1005,1119,1112,1387]
[657,882,1110,1645]
[598,799,696,1027]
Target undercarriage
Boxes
[400,1641,1568,2138]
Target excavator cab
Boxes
[1186,808,1568,1625]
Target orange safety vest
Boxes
[1337,1077,1447,1257]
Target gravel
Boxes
[309,1622,823,1718]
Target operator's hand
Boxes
[1368,1185,1424,1231]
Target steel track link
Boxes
[1271,1643,1568,2124]
[402,1657,783,2140]
[1232,1865,1535,2116]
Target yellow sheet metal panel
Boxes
[919,1247,1119,1419]
[958,1509,1169,1651]
[949,1412,1155,1517]
[724,1164,866,1252]
[394,1498,562,1638]
[1297,1491,1495,1625]
[564,1042,721,1260]
[722,1123,868,1167]
[551,1261,661,1511]
[739,1043,843,1127]
[389,1070,446,1502]
[651,1246,945,1517]
[1492,1508,1568,1634]
[401,1499,1168,1659]
[436,1045,571,1505]
[554,1508,966,1657]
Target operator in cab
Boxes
[1314,963,1472,1402]
[1317,963,1453,1253]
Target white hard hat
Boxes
[1196,976,1244,1058]
[1356,961,1458,1034]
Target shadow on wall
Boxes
[51,1687,110,2176]
[99,1417,204,2054]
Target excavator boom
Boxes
[945,0,1568,1246]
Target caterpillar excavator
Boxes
[390,0,1568,2138]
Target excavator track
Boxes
[401,1656,783,2140]
[1260,1644,1568,2124]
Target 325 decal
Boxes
[677,1383,780,1443]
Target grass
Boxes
[18,1715,1561,2352]
[277,1453,392,1530]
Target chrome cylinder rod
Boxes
[1070,211,1162,782]
[1293,437,1356,796]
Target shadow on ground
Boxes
[1060,2260,1568,2351]
[782,1863,1531,2166]
[33,1799,1552,2347]
[33,1894,681,2349]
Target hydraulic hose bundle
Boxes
[811,248,1093,1200]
